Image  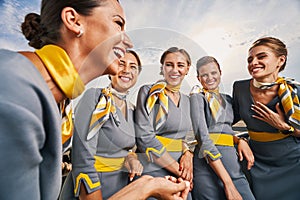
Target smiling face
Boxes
[110,52,140,93]
[247,45,285,82]
[80,0,132,76]
[198,62,221,91]
[161,52,190,87]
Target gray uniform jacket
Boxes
[190,90,254,200]
[0,49,61,200]
[135,84,192,174]
[71,87,136,199]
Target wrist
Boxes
[280,125,295,135]
[182,148,193,156]
[237,137,248,144]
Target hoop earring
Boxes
[76,29,84,38]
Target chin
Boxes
[104,64,118,76]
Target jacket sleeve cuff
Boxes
[145,146,166,162]
[73,173,101,197]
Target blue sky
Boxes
[1,0,300,99]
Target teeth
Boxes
[120,76,130,82]
[114,48,125,58]
[252,68,262,73]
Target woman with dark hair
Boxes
[61,50,143,199]
[0,1,189,199]
[135,47,194,199]
[190,56,254,200]
[233,36,300,199]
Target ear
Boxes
[186,65,190,75]
[61,7,83,37]
[277,55,286,68]
[197,75,201,82]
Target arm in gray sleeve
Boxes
[190,93,222,161]
[72,88,102,196]
[134,85,166,162]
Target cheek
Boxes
[180,68,189,75]
[131,76,138,86]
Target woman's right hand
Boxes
[124,154,143,181]
[224,183,243,200]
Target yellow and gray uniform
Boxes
[233,79,300,200]
[62,87,136,199]
[190,90,254,200]
[135,83,192,200]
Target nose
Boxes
[121,64,130,74]
[122,32,133,49]
[250,57,259,66]
[173,64,180,72]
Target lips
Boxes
[251,66,264,73]
[119,76,131,82]
[113,47,125,59]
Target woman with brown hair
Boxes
[233,36,300,199]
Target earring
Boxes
[76,29,84,38]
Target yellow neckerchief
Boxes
[203,88,221,121]
[190,86,222,121]
[276,77,300,129]
[35,44,85,99]
[146,81,168,130]
[87,87,119,140]
[165,83,181,93]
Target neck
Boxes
[110,85,128,101]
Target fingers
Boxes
[179,180,190,200]
[238,149,244,161]
[127,160,143,181]
[244,152,255,170]
[251,103,268,117]
[129,173,135,182]
[275,103,284,115]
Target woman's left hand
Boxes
[251,102,289,130]
[179,151,193,185]
[124,154,143,181]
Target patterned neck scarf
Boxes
[61,99,73,144]
[276,77,300,129]
[87,87,120,140]
[190,85,221,121]
[146,81,168,130]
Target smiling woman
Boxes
[232,36,300,200]
[0,0,133,199]
[134,47,194,200]
[59,50,144,200]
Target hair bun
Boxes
[21,13,45,49]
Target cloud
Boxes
[0,0,39,50]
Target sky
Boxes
[1,0,300,102]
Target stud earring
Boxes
[76,29,84,38]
